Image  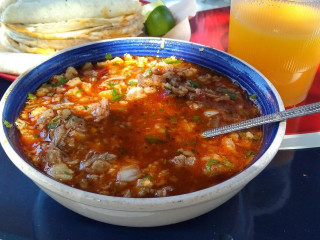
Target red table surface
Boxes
[190,7,320,136]
[1,6,319,136]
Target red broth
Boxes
[15,54,262,197]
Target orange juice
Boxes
[228,0,320,106]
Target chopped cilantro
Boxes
[55,77,67,87]
[74,89,83,95]
[118,147,128,156]
[168,116,177,124]
[206,157,234,172]
[253,135,261,141]
[250,94,257,99]
[128,80,138,86]
[246,150,254,156]
[219,88,237,100]
[159,109,164,112]
[84,105,89,110]
[239,132,246,138]
[47,92,54,96]
[188,80,200,88]
[107,81,116,88]
[143,174,154,180]
[163,126,171,140]
[191,115,200,122]
[43,77,66,87]
[224,161,234,167]
[105,53,113,60]
[145,135,165,144]
[143,69,153,77]
[48,116,61,130]
[222,156,234,167]
[111,88,124,101]
[27,92,36,100]
[206,159,220,172]
[3,120,12,128]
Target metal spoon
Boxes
[201,101,320,138]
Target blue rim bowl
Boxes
[0,37,286,227]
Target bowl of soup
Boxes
[0,38,285,227]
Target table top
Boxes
[1,2,320,240]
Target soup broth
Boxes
[16,54,262,197]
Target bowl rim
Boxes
[0,37,286,211]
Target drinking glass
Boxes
[228,0,320,107]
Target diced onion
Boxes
[204,109,219,117]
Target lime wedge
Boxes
[144,5,175,37]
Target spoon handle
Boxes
[201,101,320,138]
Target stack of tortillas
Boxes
[0,0,144,54]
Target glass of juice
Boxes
[228,0,320,107]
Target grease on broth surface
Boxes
[16,54,262,197]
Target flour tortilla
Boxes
[8,14,139,34]
[1,0,142,24]
[4,28,88,49]
[4,14,144,40]
[3,24,143,49]
[0,0,16,15]
[0,0,144,54]
[4,13,144,38]
[2,21,143,54]
[3,26,143,54]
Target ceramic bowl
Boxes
[0,38,285,227]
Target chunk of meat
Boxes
[65,115,85,131]
[52,125,68,147]
[155,186,174,197]
[36,109,54,129]
[51,115,86,149]
[169,154,196,167]
[80,150,117,172]
[40,144,64,164]
[88,97,110,122]
[57,109,71,119]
